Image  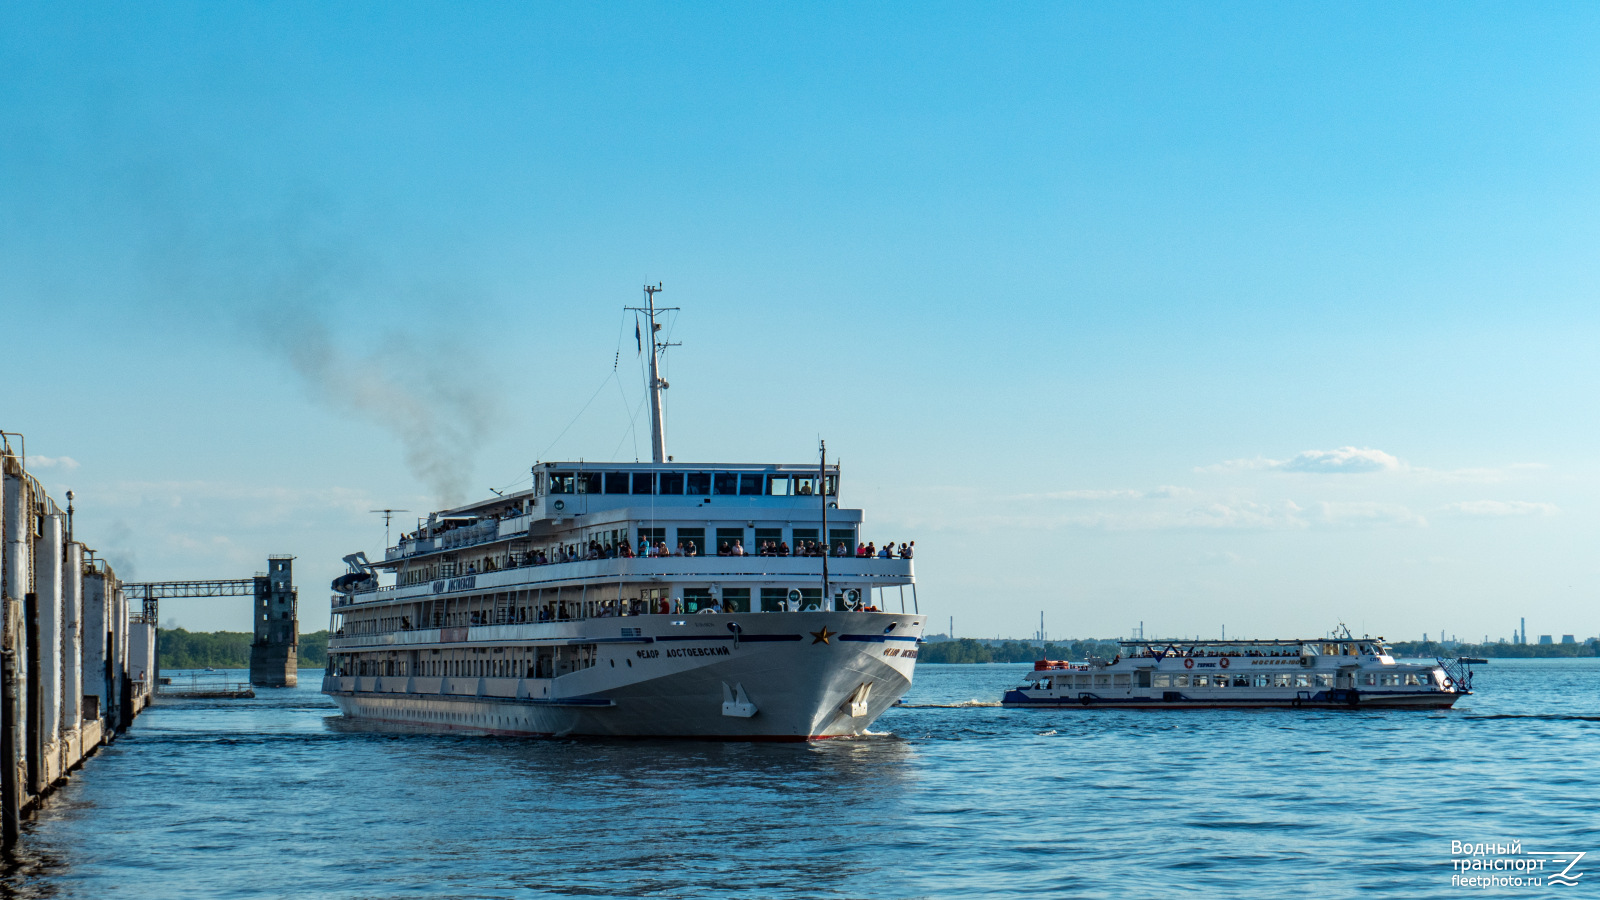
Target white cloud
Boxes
[31,455,80,471]
[1204,447,1404,475]
[1443,500,1559,517]
[1314,501,1427,527]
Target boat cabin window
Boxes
[740,474,764,495]
[716,528,745,552]
[713,473,738,495]
[573,473,600,494]
[676,528,704,555]
[1153,673,1171,687]
[792,528,819,546]
[768,475,791,496]
[604,472,630,494]
[686,473,711,495]
[632,473,654,494]
[550,472,576,494]
[659,473,684,494]
[722,588,751,613]
[793,476,817,496]
[760,588,788,611]
[1112,674,1130,687]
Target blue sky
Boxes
[3,3,1597,641]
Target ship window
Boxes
[767,476,791,496]
[685,473,710,495]
[1294,674,1311,688]
[604,473,630,494]
[828,529,856,550]
[1252,674,1269,687]
[550,473,575,494]
[659,473,684,494]
[1113,674,1130,687]
[1093,674,1110,687]
[1193,675,1208,687]
[1232,675,1249,687]
[713,473,738,495]
[632,473,654,495]
[791,529,818,548]
[1362,673,1376,686]
[754,529,782,553]
[824,474,837,496]
[1174,674,1189,687]
[739,474,763,495]
[793,476,817,496]
[1315,674,1333,687]
[722,588,751,613]
[760,588,789,612]
[716,528,745,553]
[1153,674,1171,687]
[676,528,704,555]
[576,473,601,494]
[638,527,665,548]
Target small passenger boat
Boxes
[1002,632,1475,710]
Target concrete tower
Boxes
[249,555,298,687]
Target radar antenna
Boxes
[370,509,410,548]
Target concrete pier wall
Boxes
[1,435,149,848]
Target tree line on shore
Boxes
[918,638,1124,664]
[918,636,1600,663]
[158,629,329,669]
[1386,639,1598,659]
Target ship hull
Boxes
[1001,689,1465,710]
[324,611,923,739]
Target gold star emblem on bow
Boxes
[810,626,834,645]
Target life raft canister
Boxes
[1220,657,1230,669]
[1184,658,1194,669]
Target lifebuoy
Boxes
[1220,657,1230,669]
[1184,658,1194,669]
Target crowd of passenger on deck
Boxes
[446,537,916,576]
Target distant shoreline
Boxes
[917,636,1598,664]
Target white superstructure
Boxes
[1002,634,1475,710]
[322,288,925,739]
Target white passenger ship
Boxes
[1002,633,1475,709]
[323,287,925,739]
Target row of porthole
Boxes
[416,709,522,728]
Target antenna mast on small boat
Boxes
[631,283,678,464]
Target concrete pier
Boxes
[1,433,151,848]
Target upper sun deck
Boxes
[1113,638,1391,659]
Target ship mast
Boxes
[631,284,678,464]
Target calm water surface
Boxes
[4,660,1597,898]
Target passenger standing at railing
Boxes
[833,542,848,557]
[718,541,730,556]
[856,542,867,557]
[778,540,790,556]
[732,539,745,556]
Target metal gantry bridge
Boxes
[119,556,300,688]
[121,579,258,624]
